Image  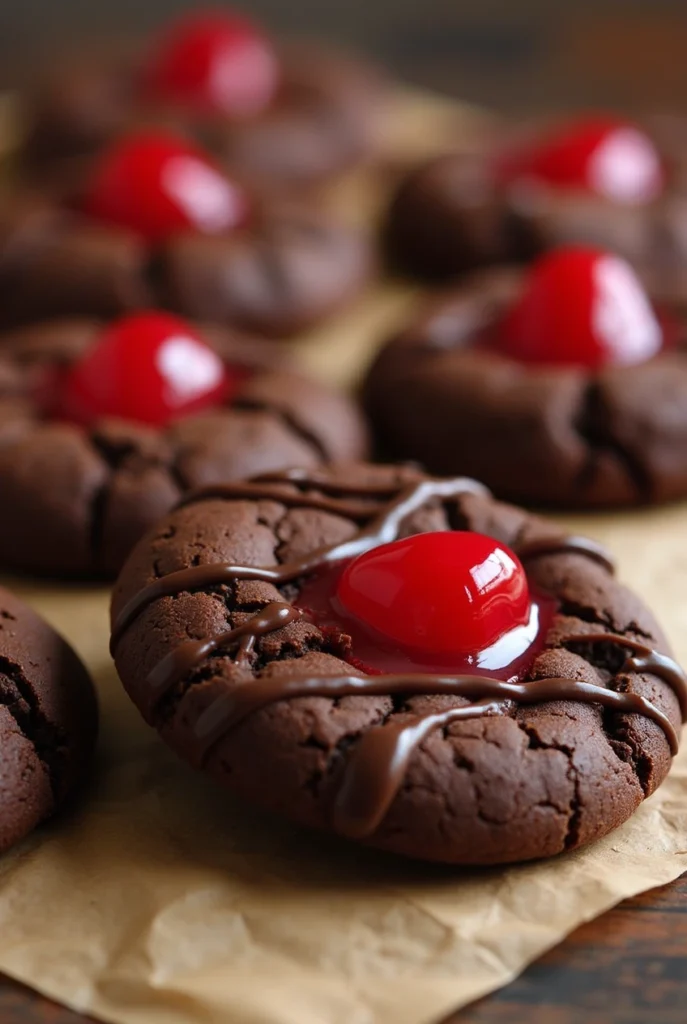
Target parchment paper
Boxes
[0,91,685,1024]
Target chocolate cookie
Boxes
[363,263,687,508]
[0,189,372,337]
[0,585,97,853]
[0,319,368,578]
[382,125,687,301]
[21,39,387,195]
[205,42,388,192]
[383,151,537,281]
[110,463,686,865]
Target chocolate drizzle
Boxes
[111,473,489,645]
[146,602,301,700]
[112,470,686,841]
[187,655,681,839]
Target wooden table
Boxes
[1,871,684,1023]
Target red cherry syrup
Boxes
[297,532,554,680]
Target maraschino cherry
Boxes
[297,531,545,676]
[56,312,233,428]
[501,117,664,205]
[84,131,250,242]
[145,10,280,118]
[497,247,664,369]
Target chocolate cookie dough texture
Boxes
[0,585,97,853]
[0,321,369,577]
[0,190,372,337]
[382,120,687,303]
[364,260,687,508]
[111,463,686,864]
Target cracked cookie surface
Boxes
[0,585,97,853]
[111,462,684,864]
[0,190,372,338]
[363,271,687,508]
[0,321,368,578]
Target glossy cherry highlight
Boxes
[56,311,232,428]
[335,532,532,662]
[145,11,279,118]
[84,132,250,242]
[497,247,663,369]
[502,117,664,205]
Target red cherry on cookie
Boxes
[57,312,232,427]
[497,247,663,369]
[503,118,664,205]
[85,132,250,242]
[336,532,531,661]
[145,11,279,118]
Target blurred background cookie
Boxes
[0,315,369,577]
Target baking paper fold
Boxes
[0,91,685,1024]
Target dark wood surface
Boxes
[3,1,687,110]
[0,870,684,1023]
[454,871,687,1024]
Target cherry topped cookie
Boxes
[21,9,388,194]
[0,313,368,578]
[383,115,687,300]
[0,584,97,853]
[364,245,687,508]
[110,462,686,864]
[0,132,372,336]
